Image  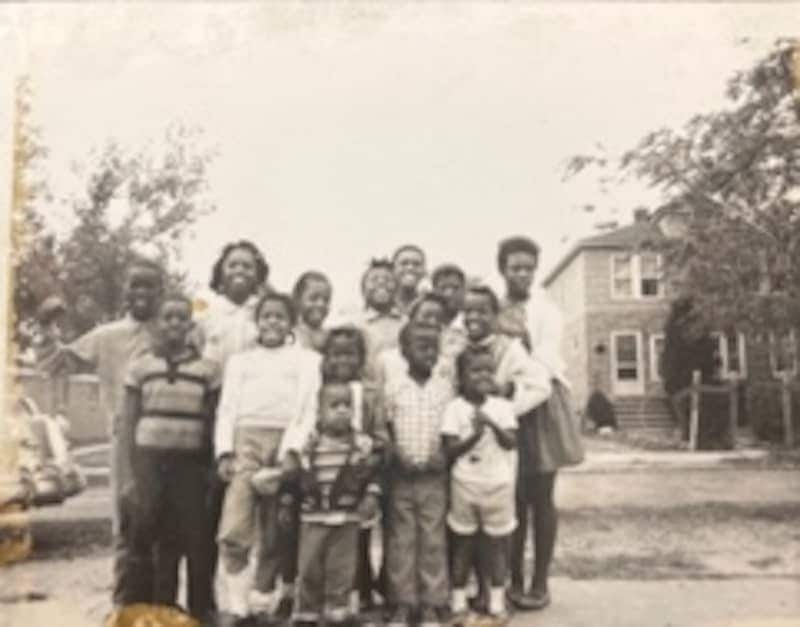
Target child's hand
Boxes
[471,411,487,436]
[425,451,447,473]
[357,493,380,523]
[281,452,301,478]
[217,454,235,482]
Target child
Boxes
[120,293,221,622]
[320,326,390,612]
[359,259,403,383]
[292,271,332,352]
[441,345,518,623]
[382,323,453,627]
[461,284,551,611]
[38,258,164,609]
[279,382,382,626]
[391,244,427,316]
[214,292,322,624]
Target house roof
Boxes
[542,216,665,288]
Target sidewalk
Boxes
[507,577,800,627]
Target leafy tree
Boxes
[565,39,800,336]
[10,78,217,343]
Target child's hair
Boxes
[431,263,466,287]
[292,271,331,303]
[127,256,165,286]
[159,292,194,313]
[360,258,395,294]
[497,236,540,272]
[408,292,448,322]
[391,244,426,265]
[254,291,297,326]
[398,321,439,351]
[322,325,367,365]
[465,285,500,314]
[209,240,270,294]
[455,344,494,395]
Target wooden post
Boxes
[689,370,701,451]
[781,372,794,448]
[729,378,738,449]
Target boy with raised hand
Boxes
[38,258,164,609]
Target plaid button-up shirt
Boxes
[383,368,454,465]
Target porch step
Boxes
[614,396,674,431]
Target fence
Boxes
[671,370,796,450]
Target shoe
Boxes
[525,589,551,610]
[448,608,471,626]
[385,604,413,627]
[274,596,294,621]
[467,594,487,614]
[418,605,441,627]
[505,586,526,610]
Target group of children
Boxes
[42,236,582,627]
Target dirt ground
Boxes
[1,468,799,626]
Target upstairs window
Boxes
[611,252,663,299]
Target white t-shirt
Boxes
[440,395,517,489]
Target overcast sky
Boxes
[1,3,798,316]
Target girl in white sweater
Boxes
[215,292,321,623]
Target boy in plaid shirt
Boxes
[382,323,453,627]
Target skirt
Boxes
[518,379,585,474]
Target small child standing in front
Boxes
[320,326,390,612]
[214,292,322,624]
[292,271,333,353]
[120,293,221,622]
[441,345,518,623]
[382,323,453,627]
[279,381,381,627]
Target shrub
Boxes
[586,390,618,429]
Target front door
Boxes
[611,331,644,396]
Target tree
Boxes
[10,78,218,343]
[565,39,800,337]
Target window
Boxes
[611,254,633,298]
[611,252,663,299]
[650,333,665,382]
[769,330,797,378]
[710,332,747,380]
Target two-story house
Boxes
[542,208,755,433]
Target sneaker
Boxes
[418,605,441,627]
[275,596,294,621]
[386,604,413,627]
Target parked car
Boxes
[10,395,86,507]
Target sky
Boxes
[1,2,799,317]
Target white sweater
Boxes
[214,343,322,461]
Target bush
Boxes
[586,390,618,429]
[747,383,800,444]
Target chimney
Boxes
[633,207,649,223]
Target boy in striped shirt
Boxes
[279,382,381,626]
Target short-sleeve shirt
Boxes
[440,396,517,489]
[383,369,453,465]
[69,316,158,433]
[125,350,222,452]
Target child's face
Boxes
[463,292,496,342]
[502,251,537,299]
[323,335,363,382]
[319,384,354,436]
[412,300,445,330]
[257,300,292,347]
[125,266,162,321]
[394,249,426,290]
[157,300,192,348]
[462,353,496,397]
[222,247,259,302]
[433,274,465,318]
[404,329,440,374]
[299,279,331,329]
[363,268,397,309]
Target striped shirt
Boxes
[297,432,376,525]
[124,350,221,452]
